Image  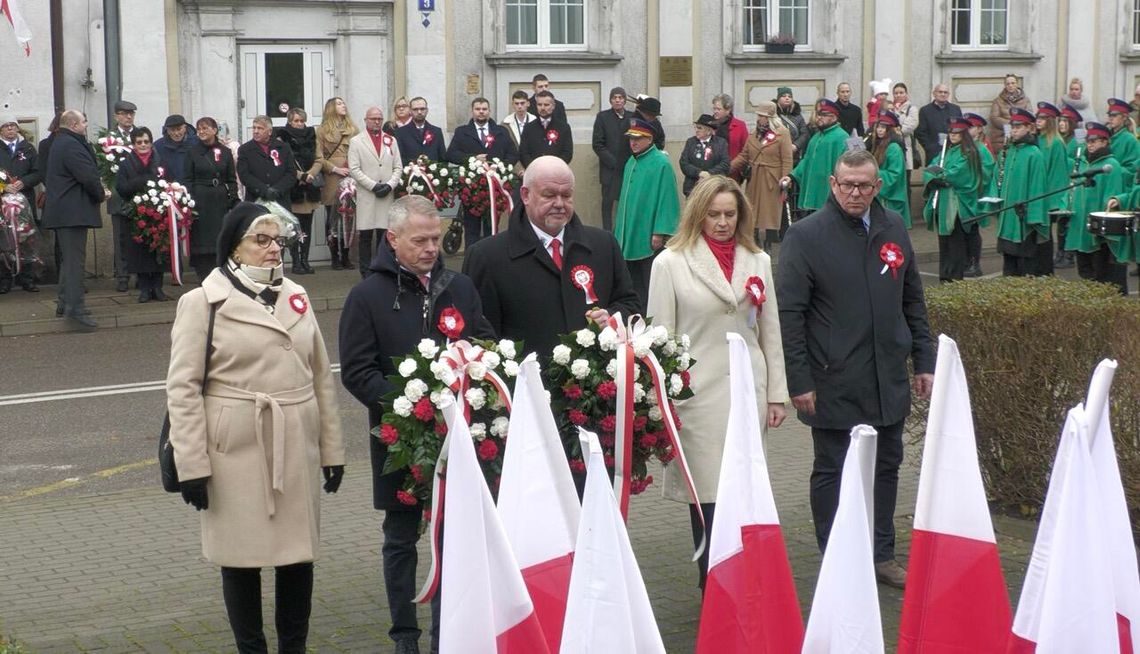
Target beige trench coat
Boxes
[347,132,403,232]
[647,243,789,502]
[315,125,356,206]
[730,129,793,232]
[167,270,345,568]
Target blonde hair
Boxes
[667,176,760,253]
[316,97,359,141]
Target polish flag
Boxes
[898,335,1011,652]
[438,399,550,654]
[1,0,31,56]
[801,425,884,654]
[498,355,580,653]
[560,428,666,653]
[695,332,803,653]
[1008,404,1119,653]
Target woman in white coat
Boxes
[646,175,788,590]
[348,106,403,278]
[167,202,345,653]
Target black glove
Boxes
[181,477,210,511]
[925,165,945,177]
[372,183,392,199]
[322,465,344,493]
[929,178,951,190]
[262,187,279,202]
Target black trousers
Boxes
[357,228,386,278]
[382,509,441,649]
[1001,237,1054,276]
[626,254,656,313]
[688,502,716,590]
[1055,216,1071,254]
[1076,245,1129,296]
[289,212,314,265]
[137,272,164,294]
[111,213,131,281]
[938,221,969,282]
[220,562,313,654]
[966,224,982,263]
[600,172,622,232]
[53,227,88,316]
[462,211,492,251]
[810,420,905,563]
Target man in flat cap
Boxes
[109,99,138,291]
[591,86,631,231]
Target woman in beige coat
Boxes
[988,74,1030,150]
[315,97,359,269]
[647,175,788,590]
[347,106,403,278]
[730,101,793,251]
[167,202,345,652]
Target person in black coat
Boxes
[678,114,730,196]
[186,117,238,280]
[275,109,323,275]
[527,73,569,124]
[394,96,447,163]
[835,82,865,137]
[591,87,632,231]
[338,195,493,653]
[41,110,108,330]
[916,84,963,166]
[463,156,641,359]
[237,116,296,204]
[446,97,519,248]
[0,117,42,293]
[115,127,170,302]
[153,114,199,185]
[776,149,934,589]
[518,91,573,169]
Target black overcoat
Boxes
[395,121,447,163]
[528,95,568,124]
[518,118,573,167]
[445,120,519,168]
[185,141,237,256]
[678,135,730,195]
[115,152,164,274]
[339,242,494,511]
[236,138,296,203]
[590,108,632,184]
[0,138,41,209]
[41,129,104,229]
[776,195,935,430]
[462,205,641,358]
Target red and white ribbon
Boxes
[1,194,26,274]
[269,149,281,167]
[570,265,599,304]
[97,136,132,157]
[160,183,192,285]
[481,165,513,235]
[406,161,446,208]
[336,178,357,249]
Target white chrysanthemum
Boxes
[606,358,618,378]
[466,361,487,381]
[651,325,669,346]
[110,164,119,173]
[552,345,572,365]
[465,387,487,411]
[648,405,663,421]
[575,329,596,347]
[669,373,683,395]
[132,195,142,204]
[632,335,653,359]
[633,382,646,403]
[187,199,196,208]
[470,422,487,441]
[497,339,517,359]
[680,334,692,349]
[490,416,509,437]
[646,388,659,405]
[598,326,619,351]
[404,379,429,402]
[481,351,501,370]
[398,358,418,377]
[502,360,520,377]
[438,168,448,177]
[678,352,691,371]
[392,396,413,417]
[147,189,158,197]
[570,359,590,380]
[158,180,169,188]
[430,388,455,408]
[430,361,457,386]
[146,180,156,188]
[662,340,677,356]
[418,339,439,359]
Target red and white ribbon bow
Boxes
[406,161,446,208]
[269,149,281,167]
[160,182,192,285]
[1,194,28,274]
[475,161,513,235]
[745,275,766,328]
[546,129,559,146]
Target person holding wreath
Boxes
[730,101,793,251]
[315,97,359,270]
[115,127,169,302]
[646,174,788,590]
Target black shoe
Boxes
[116,278,129,293]
[152,287,168,301]
[66,312,98,332]
[301,256,315,274]
[963,261,983,278]
[0,278,10,294]
[394,640,421,654]
[1054,256,1074,269]
[340,252,352,269]
[292,261,306,275]
[20,281,39,293]
[330,256,343,270]
[138,291,151,303]
[1053,250,1067,265]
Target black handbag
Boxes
[159,303,218,492]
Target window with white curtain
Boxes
[950,0,1008,49]
[742,0,811,50]
[506,0,586,49]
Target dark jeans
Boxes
[938,221,969,282]
[626,254,657,313]
[810,420,905,563]
[220,562,313,654]
[382,509,441,648]
[1076,245,1129,296]
[53,227,88,316]
[357,228,386,278]
[688,502,716,590]
[1002,238,1054,277]
[463,211,492,250]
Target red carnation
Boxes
[477,439,499,461]
[422,508,432,523]
[596,380,618,400]
[680,370,691,388]
[379,424,399,445]
[434,420,448,436]
[658,447,676,463]
[410,464,425,483]
[600,414,617,433]
[569,459,586,473]
[563,384,583,400]
[396,490,418,506]
[633,415,648,432]
[603,454,615,468]
[639,434,657,449]
[600,434,615,448]
[568,409,588,426]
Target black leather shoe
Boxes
[116,278,129,293]
[0,277,10,294]
[152,287,168,301]
[138,291,151,303]
[20,281,39,292]
[67,312,98,332]
[963,261,983,278]
[394,640,420,654]
[330,256,343,270]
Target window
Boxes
[742,0,810,50]
[506,0,586,49]
[1133,0,1140,46]
[951,0,1008,48]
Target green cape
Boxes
[614,146,681,261]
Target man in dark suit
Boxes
[107,100,137,291]
[678,113,730,196]
[915,83,963,166]
[518,91,573,169]
[777,148,934,590]
[236,115,296,203]
[0,116,42,293]
[446,97,519,247]
[41,110,108,331]
[463,155,640,358]
[835,82,865,137]
[634,95,666,150]
[527,73,568,124]
[395,96,447,163]
[591,86,631,231]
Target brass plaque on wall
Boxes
[659,56,692,87]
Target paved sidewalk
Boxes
[1,414,1037,653]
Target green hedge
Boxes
[907,277,1140,520]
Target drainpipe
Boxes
[50,0,64,114]
[104,0,122,125]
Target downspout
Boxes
[104,0,122,125]
[50,0,64,114]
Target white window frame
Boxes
[1132,0,1140,48]
[505,0,588,52]
[741,0,812,52]
[949,0,1009,51]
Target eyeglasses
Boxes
[835,181,877,195]
[134,139,152,145]
[245,234,287,248]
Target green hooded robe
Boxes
[1065,153,1125,255]
[877,140,911,227]
[997,140,1048,244]
[614,145,681,261]
[790,123,848,211]
[922,143,992,236]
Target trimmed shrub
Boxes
[907,276,1140,520]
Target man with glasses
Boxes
[777,148,935,591]
[395,96,447,164]
[916,83,963,166]
[782,98,847,212]
[108,100,137,291]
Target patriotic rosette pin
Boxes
[289,293,308,315]
[423,131,434,145]
[546,129,559,146]
[879,242,904,279]
[437,307,465,340]
[269,149,281,167]
[744,275,766,327]
[570,264,599,305]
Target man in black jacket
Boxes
[678,114,730,196]
[915,83,963,166]
[236,115,296,203]
[518,91,573,169]
[446,97,519,247]
[835,82,865,137]
[107,100,138,291]
[0,116,42,293]
[339,195,492,654]
[463,156,640,358]
[591,86,631,231]
[527,73,568,124]
[777,149,934,590]
[395,96,447,164]
[41,110,108,331]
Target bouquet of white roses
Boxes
[95,128,132,190]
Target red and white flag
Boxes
[560,428,666,653]
[1,0,30,55]
[898,335,1011,652]
[1008,404,1119,653]
[695,332,803,653]
[497,355,580,653]
[438,400,550,654]
[801,425,884,654]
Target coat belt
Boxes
[206,382,315,517]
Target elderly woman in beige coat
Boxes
[167,202,344,653]
[647,175,788,590]
[730,101,793,252]
[348,105,403,278]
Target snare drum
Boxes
[1087,211,1139,236]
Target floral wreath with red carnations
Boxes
[454,156,517,226]
[396,155,457,210]
[129,179,196,255]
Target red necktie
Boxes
[419,274,430,289]
[550,238,563,271]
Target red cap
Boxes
[1085,122,1111,140]
[1009,107,1035,125]
[817,99,840,115]
[876,111,900,127]
[948,118,970,132]
[1060,104,1082,123]
[1107,98,1132,116]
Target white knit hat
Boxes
[869,78,893,97]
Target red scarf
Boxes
[702,234,736,282]
[137,150,153,167]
